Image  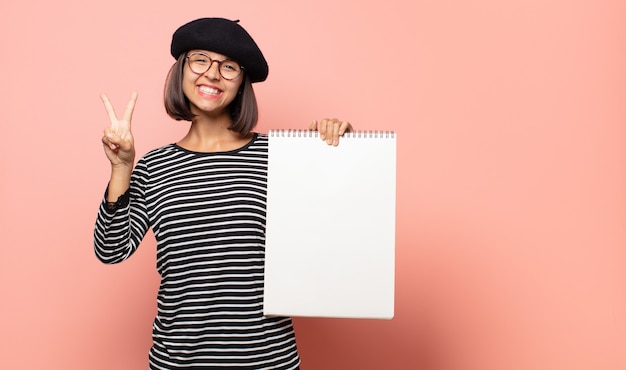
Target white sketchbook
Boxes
[263,130,396,319]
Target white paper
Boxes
[264,130,396,319]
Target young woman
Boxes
[94,18,352,369]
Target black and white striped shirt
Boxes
[94,134,300,369]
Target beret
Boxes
[171,18,269,83]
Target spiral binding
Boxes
[268,129,395,138]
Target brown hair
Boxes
[163,54,259,136]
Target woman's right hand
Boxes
[101,92,138,168]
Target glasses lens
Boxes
[187,53,242,80]
[220,61,242,80]
[188,54,210,74]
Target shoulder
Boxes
[136,144,183,166]
[247,132,268,150]
[252,132,267,141]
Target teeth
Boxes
[199,86,220,95]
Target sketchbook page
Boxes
[263,130,396,319]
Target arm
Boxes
[94,92,148,264]
[94,159,150,264]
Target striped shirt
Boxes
[94,134,300,369]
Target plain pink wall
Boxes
[1,1,625,369]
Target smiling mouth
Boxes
[199,86,221,95]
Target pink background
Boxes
[1,1,625,369]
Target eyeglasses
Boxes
[186,52,244,80]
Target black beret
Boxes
[170,18,269,83]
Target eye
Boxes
[189,54,210,64]
[221,62,240,71]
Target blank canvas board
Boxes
[263,130,396,319]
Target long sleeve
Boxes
[93,158,150,264]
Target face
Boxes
[182,49,243,118]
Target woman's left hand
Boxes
[309,118,353,146]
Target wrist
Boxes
[111,162,133,176]
[107,164,133,202]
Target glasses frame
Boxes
[185,52,244,81]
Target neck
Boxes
[177,115,252,153]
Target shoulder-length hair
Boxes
[163,53,259,136]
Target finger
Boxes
[308,120,318,131]
[319,119,328,140]
[103,127,121,146]
[325,119,338,145]
[122,92,139,126]
[339,121,352,135]
[102,132,119,151]
[100,93,119,123]
[331,121,340,146]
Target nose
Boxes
[204,60,221,80]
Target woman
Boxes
[94,18,352,369]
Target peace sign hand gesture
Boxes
[101,92,138,168]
